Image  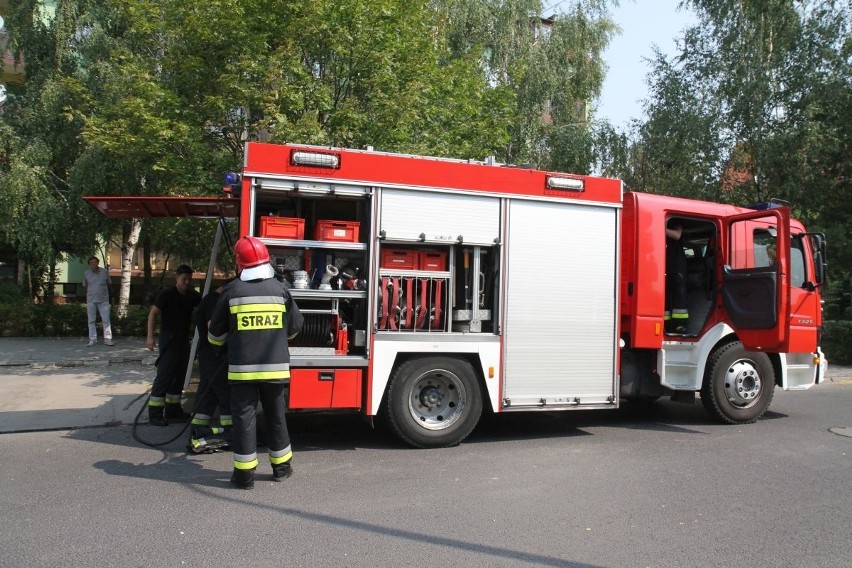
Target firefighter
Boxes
[208,236,303,489]
[187,282,233,454]
[146,265,202,426]
[665,221,689,335]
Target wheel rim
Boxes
[407,368,467,431]
[723,359,763,409]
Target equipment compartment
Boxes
[289,368,362,409]
[377,274,448,332]
[253,188,370,357]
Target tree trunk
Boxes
[142,235,152,308]
[45,252,57,306]
[159,248,173,289]
[17,259,26,288]
[26,264,34,301]
[117,218,142,318]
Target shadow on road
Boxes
[67,394,791,453]
[81,398,792,568]
[191,491,608,568]
[92,450,607,568]
[94,455,228,489]
[464,398,728,445]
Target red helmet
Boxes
[233,236,270,270]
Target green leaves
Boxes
[2,0,622,296]
[440,0,617,170]
[603,0,850,303]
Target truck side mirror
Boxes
[807,233,827,286]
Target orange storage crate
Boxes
[314,220,360,242]
[419,251,447,271]
[381,249,419,270]
[259,216,305,240]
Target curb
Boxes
[0,357,156,369]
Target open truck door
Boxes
[720,207,791,353]
[83,196,239,220]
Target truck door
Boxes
[721,208,791,352]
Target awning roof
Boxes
[83,196,240,219]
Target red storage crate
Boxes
[314,220,360,242]
[259,216,305,239]
[381,249,419,270]
[419,251,447,271]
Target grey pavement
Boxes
[0,336,850,435]
[0,336,157,368]
[0,337,165,433]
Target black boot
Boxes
[148,405,167,427]
[272,462,293,482]
[230,468,255,490]
[164,403,191,422]
[186,426,231,454]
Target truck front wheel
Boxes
[701,341,775,424]
[385,356,483,448]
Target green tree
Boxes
[0,0,105,300]
[613,1,849,208]
[627,46,726,199]
[70,0,516,313]
[214,0,511,158]
[64,0,241,314]
[439,0,617,172]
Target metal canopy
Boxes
[83,196,240,219]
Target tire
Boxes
[701,341,775,424]
[385,356,483,448]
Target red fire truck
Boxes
[86,141,828,448]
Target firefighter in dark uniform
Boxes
[208,236,303,489]
[187,282,233,454]
[146,265,202,425]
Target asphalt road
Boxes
[1,369,849,568]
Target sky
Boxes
[596,1,697,128]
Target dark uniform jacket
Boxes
[155,286,202,347]
[207,275,303,382]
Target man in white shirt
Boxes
[83,256,114,346]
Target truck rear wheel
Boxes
[385,356,483,448]
[701,341,775,424]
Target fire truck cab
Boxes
[86,141,827,448]
[620,192,826,425]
